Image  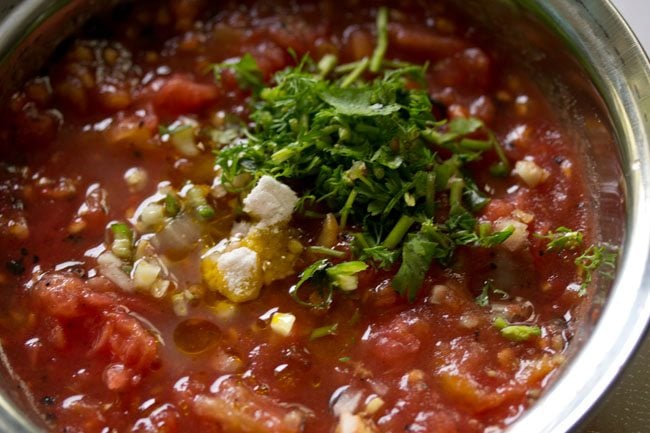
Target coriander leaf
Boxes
[327,261,368,275]
[575,244,617,296]
[211,16,518,309]
[393,221,449,301]
[289,260,332,308]
[448,117,483,135]
[475,280,509,307]
[290,260,368,307]
[537,227,584,252]
[358,245,400,269]
[320,87,402,116]
[475,284,490,307]
[480,225,514,247]
[213,53,264,93]
[327,261,368,291]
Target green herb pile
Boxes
[212,7,615,306]
[214,7,513,305]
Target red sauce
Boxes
[0,1,595,432]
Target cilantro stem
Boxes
[307,246,346,258]
[354,123,379,135]
[335,59,366,74]
[165,193,180,217]
[490,133,511,177]
[304,210,325,218]
[382,215,415,250]
[187,186,215,220]
[460,138,492,151]
[318,54,338,78]
[370,7,389,73]
[272,147,294,163]
[339,127,351,142]
[478,222,491,238]
[341,57,369,88]
[425,172,436,217]
[449,178,465,211]
[354,233,371,249]
[339,189,358,229]
[310,323,338,340]
[320,125,340,135]
[110,222,134,260]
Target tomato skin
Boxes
[144,75,220,117]
[31,272,160,392]
[34,273,86,320]
[362,316,422,365]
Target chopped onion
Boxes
[364,396,384,415]
[151,279,171,298]
[97,252,135,292]
[210,301,237,319]
[331,387,362,416]
[172,292,189,316]
[514,159,549,188]
[152,214,202,260]
[211,174,227,198]
[132,258,162,289]
[140,203,165,227]
[124,167,148,192]
[429,284,449,304]
[169,117,200,157]
[270,312,296,337]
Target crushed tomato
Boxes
[0,1,605,432]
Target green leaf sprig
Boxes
[214,8,514,305]
[538,227,617,296]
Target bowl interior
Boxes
[0,1,648,432]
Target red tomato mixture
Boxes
[0,1,606,433]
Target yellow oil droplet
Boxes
[173,318,222,354]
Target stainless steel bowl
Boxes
[0,1,648,432]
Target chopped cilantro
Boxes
[307,246,346,258]
[493,317,541,342]
[164,193,181,217]
[500,325,542,342]
[393,221,450,302]
[289,260,367,308]
[309,323,339,341]
[537,227,584,252]
[575,244,617,296]
[357,244,400,269]
[493,316,509,330]
[537,227,617,296]
[475,280,510,307]
[475,285,490,307]
[215,9,515,306]
[213,53,265,93]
